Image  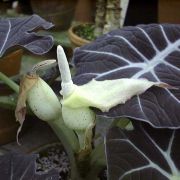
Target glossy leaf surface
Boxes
[0,14,54,57]
[106,123,180,180]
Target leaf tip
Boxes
[155,82,178,90]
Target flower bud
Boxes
[62,105,95,131]
[27,76,61,121]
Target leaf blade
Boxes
[105,123,180,180]
[0,14,54,57]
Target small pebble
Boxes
[36,143,70,180]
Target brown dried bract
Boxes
[15,74,38,144]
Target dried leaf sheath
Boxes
[15,74,38,142]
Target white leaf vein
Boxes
[112,138,171,179]
[141,127,178,175]
[0,20,11,54]
[137,27,159,53]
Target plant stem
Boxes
[50,117,105,179]
[86,143,106,179]
[76,130,85,150]
[74,143,106,179]
[0,72,19,93]
[48,118,82,179]
[0,95,17,110]
[49,118,79,153]
[90,143,106,166]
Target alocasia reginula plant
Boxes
[14,22,180,180]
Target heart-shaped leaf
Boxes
[105,123,180,180]
[0,14,54,57]
[0,152,59,179]
[73,24,180,128]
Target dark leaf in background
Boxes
[105,123,180,180]
[0,14,54,57]
[73,24,180,128]
[0,152,59,180]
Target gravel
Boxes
[36,143,70,180]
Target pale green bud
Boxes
[62,105,95,131]
[27,77,61,122]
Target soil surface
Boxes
[36,143,70,180]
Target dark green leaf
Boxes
[106,123,180,180]
[0,14,54,57]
